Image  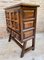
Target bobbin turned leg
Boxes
[21,41,26,58]
[8,33,11,42]
[8,30,12,42]
[32,38,35,50]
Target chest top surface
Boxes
[5,3,40,10]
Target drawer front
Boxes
[23,30,33,39]
[23,10,34,19]
[13,32,21,40]
[23,21,34,29]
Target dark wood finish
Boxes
[5,3,39,58]
[21,41,26,57]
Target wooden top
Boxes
[5,3,40,9]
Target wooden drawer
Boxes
[13,32,21,40]
[23,30,33,39]
[23,21,34,29]
[23,10,34,19]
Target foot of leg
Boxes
[21,42,26,58]
[32,38,35,50]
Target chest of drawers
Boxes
[5,3,39,57]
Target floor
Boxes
[0,33,44,60]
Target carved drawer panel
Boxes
[23,30,33,39]
[11,21,15,30]
[15,22,20,32]
[13,32,21,40]
[23,10,34,19]
[23,21,34,29]
[11,11,17,20]
[11,12,14,20]
[14,12,17,20]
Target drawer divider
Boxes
[22,27,35,32]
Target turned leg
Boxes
[21,42,26,58]
[8,33,11,42]
[32,38,35,50]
